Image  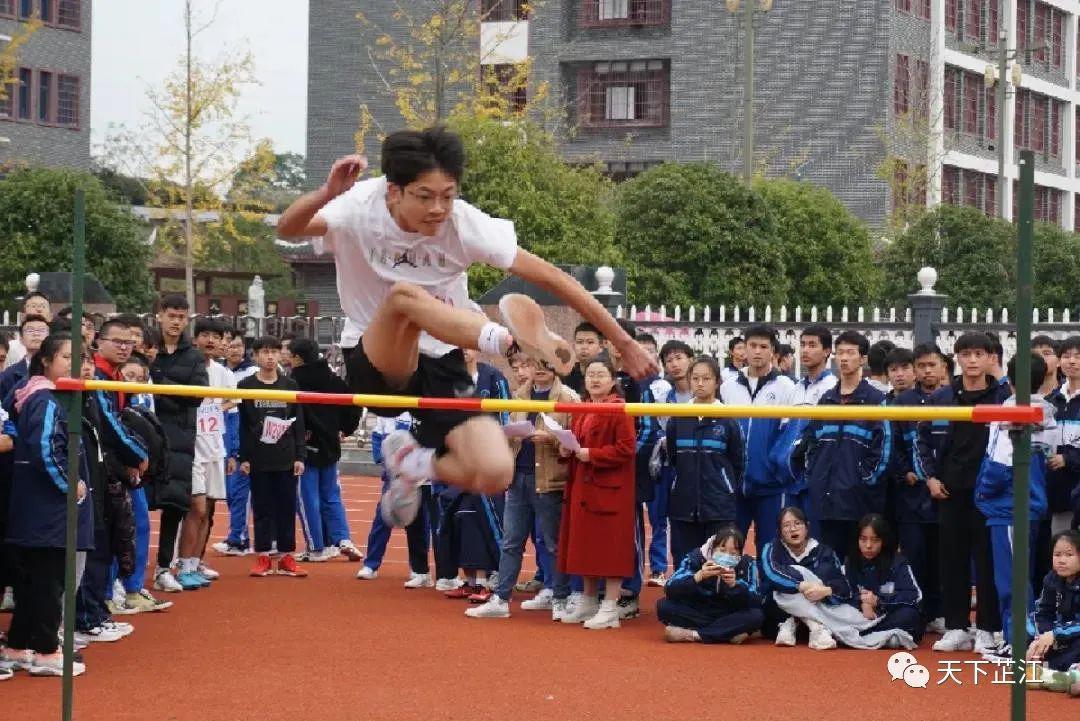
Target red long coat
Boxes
[557,395,637,578]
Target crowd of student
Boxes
[1,290,1079,695]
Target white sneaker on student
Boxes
[153,568,183,593]
[403,572,433,589]
[805,620,837,650]
[551,598,569,622]
[197,564,221,580]
[102,620,134,638]
[520,588,554,611]
[560,597,599,624]
[926,617,947,635]
[338,540,364,561]
[379,431,428,527]
[355,566,378,580]
[465,597,510,618]
[775,617,797,647]
[664,626,700,643]
[76,626,122,644]
[973,629,998,654]
[435,577,464,592]
[933,629,975,652]
[583,603,621,630]
[298,549,332,563]
[0,587,14,611]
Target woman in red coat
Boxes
[557,357,637,630]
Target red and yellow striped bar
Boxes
[54,378,1045,424]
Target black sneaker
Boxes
[616,596,640,619]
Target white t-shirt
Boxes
[195,360,235,462]
[315,177,519,357]
[4,338,26,370]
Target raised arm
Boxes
[277,155,368,238]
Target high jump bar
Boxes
[55,378,1043,424]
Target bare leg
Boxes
[362,282,504,388]
[198,499,217,560]
[603,577,622,600]
[432,416,514,494]
[178,495,207,560]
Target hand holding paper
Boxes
[540,413,580,452]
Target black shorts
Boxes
[345,339,477,454]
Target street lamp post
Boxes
[985,39,1022,219]
[726,0,772,183]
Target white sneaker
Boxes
[465,597,510,618]
[435,578,464,592]
[197,564,220,580]
[933,629,975,652]
[664,626,700,643]
[153,568,183,593]
[520,588,554,611]
[0,587,13,611]
[404,572,434,589]
[805,620,837,650]
[29,653,85,677]
[379,431,427,527]
[926,617,947,635]
[775,617,797,647]
[583,604,621,630]
[551,597,569,622]
[356,566,378,580]
[338,540,364,562]
[112,579,126,605]
[565,591,583,612]
[76,625,123,643]
[560,597,599,624]
[973,629,998,654]
[298,549,332,563]
[102,620,134,638]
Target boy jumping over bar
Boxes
[278,127,657,525]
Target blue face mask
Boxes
[712,551,739,568]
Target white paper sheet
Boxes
[502,421,536,439]
[540,413,580,452]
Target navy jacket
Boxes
[666,546,762,612]
[719,369,797,497]
[634,376,672,504]
[844,554,923,614]
[4,383,94,550]
[1047,386,1080,514]
[800,379,891,522]
[474,362,511,425]
[758,538,854,606]
[664,407,745,522]
[890,386,938,524]
[1028,570,1080,643]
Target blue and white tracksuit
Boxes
[363,413,415,572]
[798,379,891,560]
[1048,384,1080,528]
[975,398,1057,644]
[224,362,256,549]
[1027,570,1080,671]
[771,369,837,512]
[758,537,853,636]
[625,376,673,595]
[719,369,797,545]
[844,555,924,642]
[657,541,764,643]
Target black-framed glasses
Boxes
[101,338,135,348]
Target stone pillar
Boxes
[907,266,948,347]
[590,266,623,317]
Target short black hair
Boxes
[49,318,72,333]
[912,342,944,363]
[122,354,150,371]
[834,330,870,356]
[943,353,955,376]
[800,324,832,350]
[113,313,144,329]
[984,331,1004,359]
[56,305,73,319]
[251,335,282,352]
[743,325,778,351]
[690,355,722,382]
[1059,336,1080,356]
[615,318,636,339]
[381,126,466,186]
[289,337,320,365]
[0,334,9,351]
[885,347,914,370]
[1007,353,1048,396]
[867,340,897,375]
[29,331,71,377]
[194,317,226,337]
[22,291,49,309]
[954,332,995,355]
[777,343,794,359]
[728,336,745,351]
[20,313,50,333]
[1031,335,1059,354]
[659,339,694,362]
[142,326,160,348]
[159,293,190,312]
[98,318,130,339]
[635,332,657,347]
[573,322,603,341]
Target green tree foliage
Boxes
[613,162,787,308]
[194,213,295,299]
[448,117,620,296]
[0,168,155,312]
[226,140,305,213]
[754,178,882,307]
[1031,222,1080,311]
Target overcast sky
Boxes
[91,0,309,160]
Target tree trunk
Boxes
[183,0,195,311]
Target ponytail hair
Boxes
[29,332,72,377]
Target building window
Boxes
[1019,1,1064,69]
[891,159,927,214]
[17,67,31,120]
[945,65,997,141]
[578,60,669,128]
[38,69,52,123]
[1015,89,1061,159]
[56,0,79,29]
[943,166,997,217]
[579,0,670,28]
[894,54,909,115]
[945,0,957,31]
[38,0,51,22]
[0,0,14,17]
[57,73,79,127]
[18,0,31,18]
[481,0,529,21]
[1013,182,1061,224]
[482,63,527,113]
[946,0,998,44]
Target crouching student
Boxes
[1027,530,1080,696]
[758,506,851,650]
[844,514,924,645]
[658,527,764,644]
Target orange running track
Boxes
[3,475,1075,721]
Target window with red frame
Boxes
[894,54,910,115]
[482,63,528,113]
[945,0,957,31]
[579,0,670,28]
[57,73,79,127]
[986,85,997,140]
[482,0,529,21]
[944,67,958,130]
[917,0,930,20]
[942,166,960,205]
[578,60,669,128]
[962,72,980,134]
[56,0,80,29]
[0,0,14,16]
[895,0,910,11]
[1074,196,1080,231]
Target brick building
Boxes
[0,0,92,169]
